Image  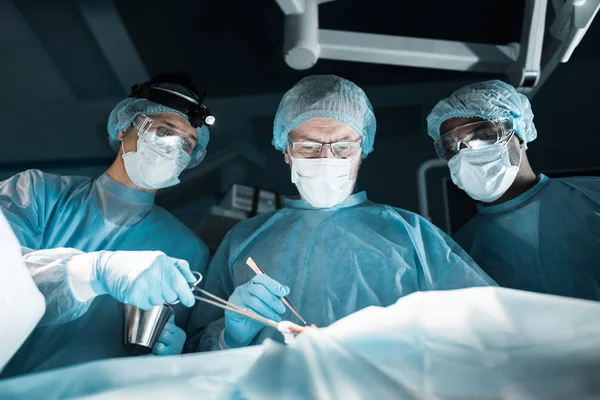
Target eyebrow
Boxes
[293,134,359,143]
[335,134,360,142]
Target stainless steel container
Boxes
[122,303,173,355]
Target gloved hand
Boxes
[224,274,289,348]
[153,315,186,356]
[66,250,197,310]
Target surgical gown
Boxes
[454,174,600,300]
[0,169,209,377]
[187,192,495,351]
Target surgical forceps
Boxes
[246,257,308,325]
[188,271,279,329]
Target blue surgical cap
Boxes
[426,80,537,148]
[107,82,210,152]
[272,75,377,157]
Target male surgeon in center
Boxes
[187,75,495,351]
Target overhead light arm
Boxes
[275,0,600,97]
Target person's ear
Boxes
[284,152,291,165]
[117,131,125,141]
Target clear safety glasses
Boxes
[133,114,207,168]
[287,139,362,159]
[434,119,516,161]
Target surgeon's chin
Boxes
[296,181,357,208]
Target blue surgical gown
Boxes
[454,174,600,300]
[0,169,209,377]
[187,192,495,351]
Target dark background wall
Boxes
[1,0,598,236]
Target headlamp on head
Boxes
[129,83,215,129]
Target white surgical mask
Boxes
[122,140,188,190]
[291,157,354,208]
[448,140,521,203]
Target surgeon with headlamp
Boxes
[0,73,215,377]
[427,79,600,300]
[187,74,494,352]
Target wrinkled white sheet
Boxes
[0,210,45,373]
[238,287,600,399]
[1,287,599,400]
[0,346,262,400]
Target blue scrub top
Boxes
[455,174,600,300]
[0,169,209,377]
[188,192,495,351]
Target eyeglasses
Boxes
[287,139,362,159]
[133,114,207,168]
[434,119,515,161]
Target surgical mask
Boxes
[291,157,354,208]
[448,139,521,203]
[122,140,188,190]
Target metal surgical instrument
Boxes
[246,257,308,325]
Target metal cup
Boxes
[122,303,174,355]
